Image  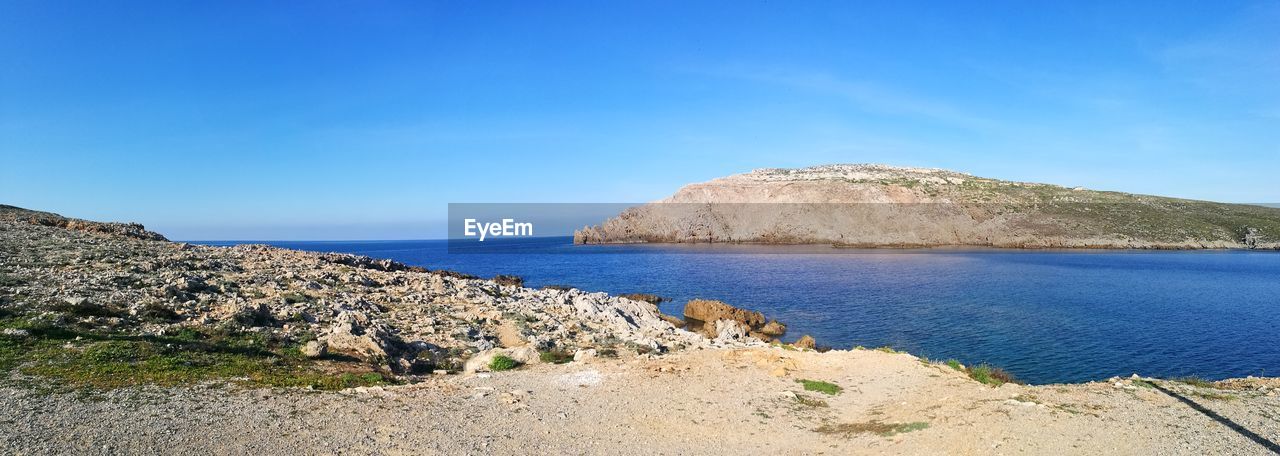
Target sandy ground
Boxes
[3,347,1279,455]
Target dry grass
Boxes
[816,421,930,437]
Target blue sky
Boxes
[2,1,1277,240]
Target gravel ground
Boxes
[4,348,1278,455]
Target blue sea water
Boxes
[195,237,1280,384]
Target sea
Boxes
[194,237,1280,384]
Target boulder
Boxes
[301,340,327,358]
[221,301,271,327]
[684,299,766,338]
[793,335,816,350]
[759,320,787,337]
[573,348,598,362]
[324,310,404,363]
[712,319,748,342]
[506,346,540,364]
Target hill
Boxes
[575,164,1280,249]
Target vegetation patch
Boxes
[0,319,389,391]
[816,420,930,437]
[488,355,520,371]
[794,394,829,407]
[797,379,842,395]
[538,349,573,364]
[1186,390,1234,401]
[1174,376,1215,388]
[49,299,125,319]
[1131,378,1156,388]
[966,364,1018,386]
[944,359,964,371]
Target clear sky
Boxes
[2,1,1277,240]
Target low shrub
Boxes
[488,355,520,371]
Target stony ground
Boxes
[2,205,1279,455]
[3,348,1279,455]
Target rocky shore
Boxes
[3,204,1280,454]
[0,205,751,383]
[575,164,1280,250]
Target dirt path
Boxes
[3,348,1278,455]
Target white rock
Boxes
[573,349,597,362]
[301,340,327,358]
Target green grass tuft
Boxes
[797,379,843,395]
[945,359,964,371]
[966,364,1017,386]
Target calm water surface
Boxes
[196,237,1280,384]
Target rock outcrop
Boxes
[574,164,1280,250]
[683,299,785,342]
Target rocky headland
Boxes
[575,164,1280,250]
[3,205,1279,454]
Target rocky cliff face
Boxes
[574,164,1280,249]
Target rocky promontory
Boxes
[575,164,1280,249]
